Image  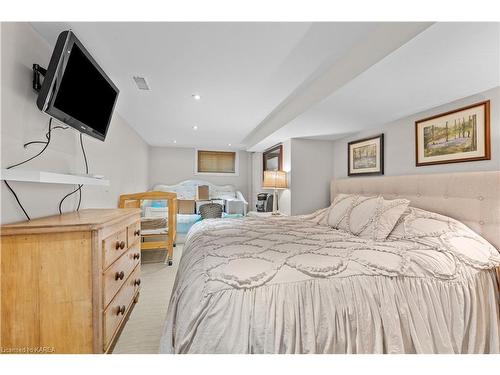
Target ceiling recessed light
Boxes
[192,94,201,100]
[228,143,232,146]
[173,140,177,144]
[192,125,198,130]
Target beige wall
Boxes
[250,151,263,211]
[278,139,292,215]
[289,139,334,215]
[333,86,500,178]
[1,22,149,224]
[148,146,251,200]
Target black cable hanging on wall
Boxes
[4,118,58,220]
[58,132,89,214]
[4,117,90,220]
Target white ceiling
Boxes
[252,22,500,150]
[31,22,378,149]
[31,22,500,151]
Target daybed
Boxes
[153,180,248,234]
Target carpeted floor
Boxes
[112,244,183,354]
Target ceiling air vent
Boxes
[133,76,150,90]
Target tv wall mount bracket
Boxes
[32,64,47,92]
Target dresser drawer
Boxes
[103,266,140,350]
[128,221,141,247]
[103,245,141,307]
[103,229,128,269]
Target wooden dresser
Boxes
[0,209,141,354]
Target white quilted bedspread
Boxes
[160,207,500,354]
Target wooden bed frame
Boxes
[119,191,177,265]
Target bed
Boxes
[160,171,500,354]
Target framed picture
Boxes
[348,134,384,176]
[262,144,283,180]
[415,100,490,166]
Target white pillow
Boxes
[327,194,410,241]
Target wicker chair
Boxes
[199,203,223,219]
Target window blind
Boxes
[197,150,236,173]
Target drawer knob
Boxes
[134,278,141,286]
[133,253,140,260]
[119,241,126,250]
[115,241,121,250]
[115,271,125,281]
[134,229,141,236]
[116,305,126,315]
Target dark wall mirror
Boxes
[262,144,283,179]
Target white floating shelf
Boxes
[0,169,110,186]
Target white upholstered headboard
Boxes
[331,171,500,250]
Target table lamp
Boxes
[262,170,288,215]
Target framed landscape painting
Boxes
[415,100,490,166]
[348,134,384,176]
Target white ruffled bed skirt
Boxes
[161,269,500,354]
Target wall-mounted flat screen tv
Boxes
[36,30,119,141]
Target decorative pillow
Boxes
[327,194,410,241]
